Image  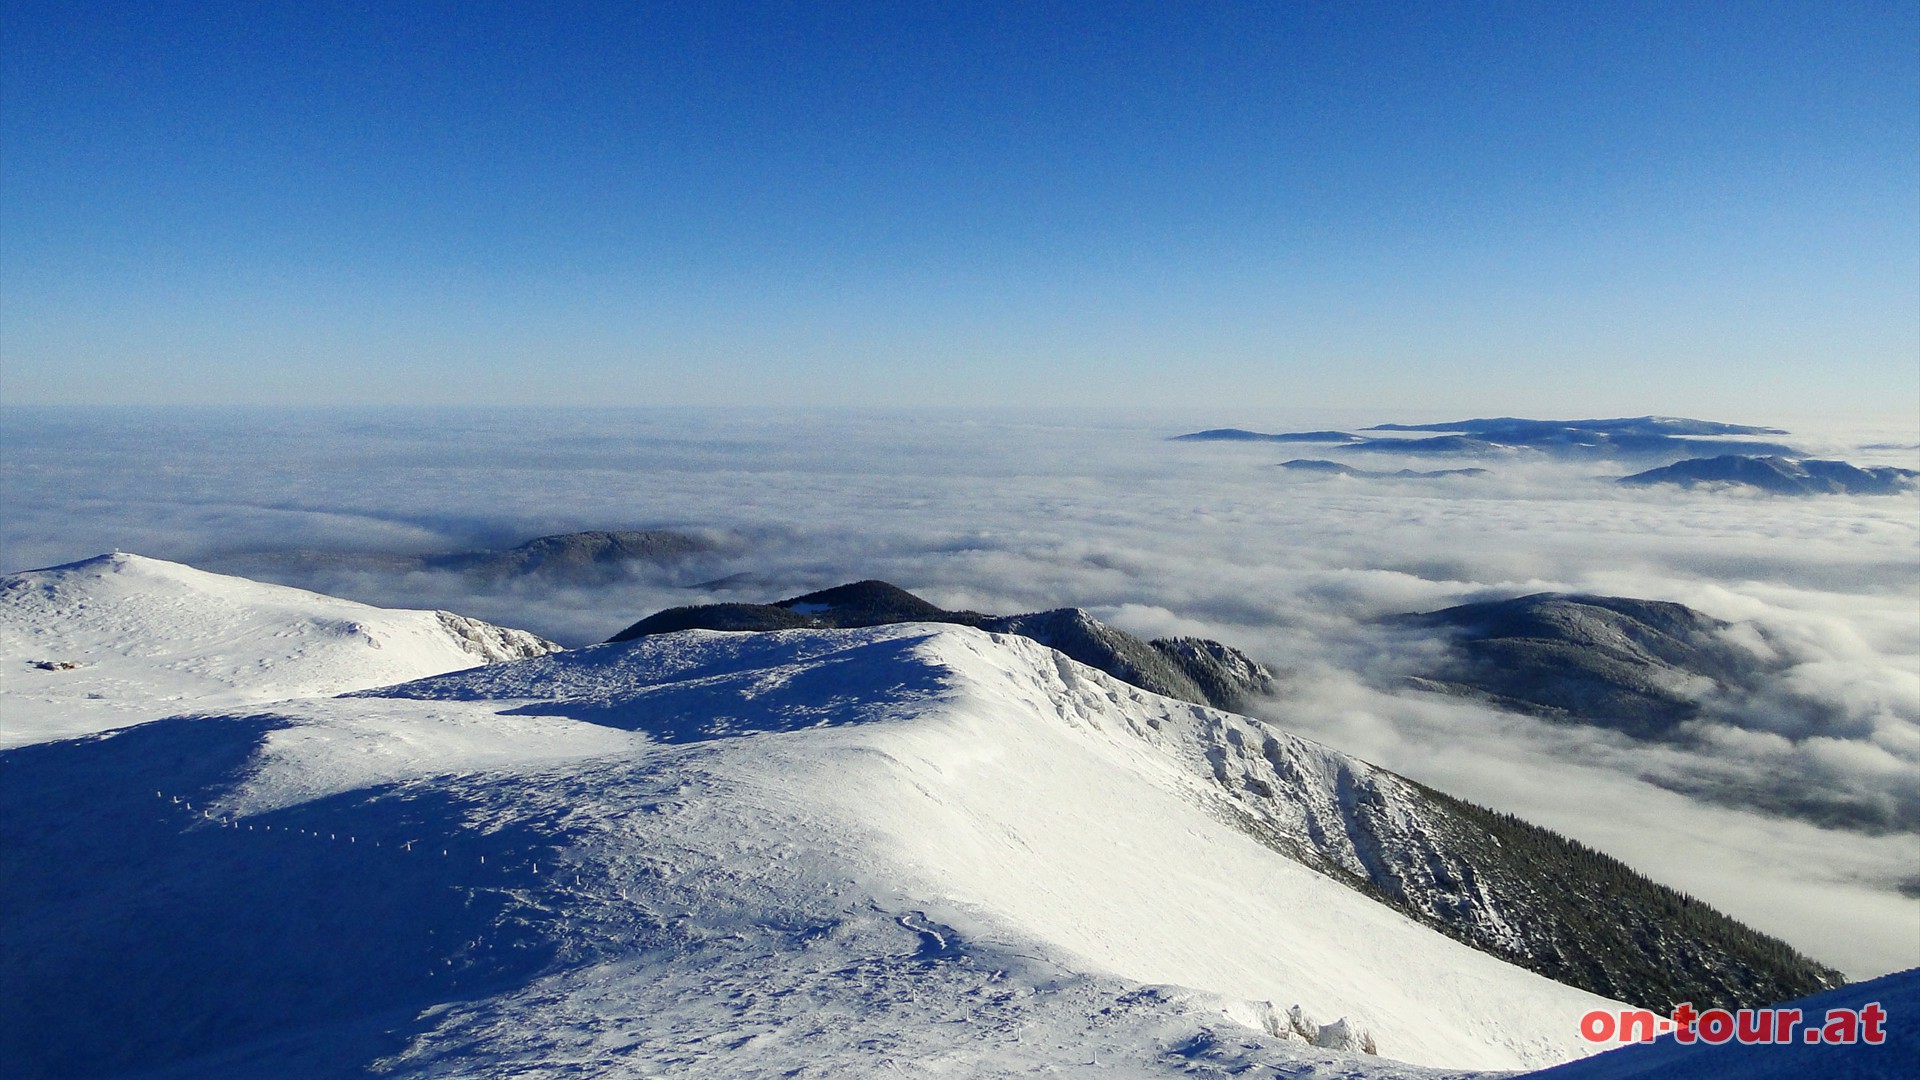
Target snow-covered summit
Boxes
[0,552,558,748]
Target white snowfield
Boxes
[16,555,1887,1079]
[0,552,558,748]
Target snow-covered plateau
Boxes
[1,555,1908,1078]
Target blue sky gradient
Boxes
[3,1,1916,415]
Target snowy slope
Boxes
[0,553,557,748]
[3,558,1757,1077]
[7,621,1647,1079]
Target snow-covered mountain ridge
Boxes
[372,623,1838,1014]
[0,556,1868,1078]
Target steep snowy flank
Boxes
[355,625,1634,1069]
[0,553,558,748]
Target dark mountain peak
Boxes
[1169,428,1278,441]
[1151,635,1279,711]
[1402,592,1913,832]
[773,580,967,626]
[1396,593,1758,741]
[609,580,968,646]
[609,587,1275,713]
[980,605,1099,634]
[607,603,818,642]
[1620,455,1919,495]
[506,530,713,562]
[426,529,718,581]
[1412,592,1727,644]
[1268,430,1363,442]
[1279,458,1357,474]
[198,528,721,590]
[981,608,1211,707]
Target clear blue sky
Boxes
[3,1,1916,416]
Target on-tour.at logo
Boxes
[1579,1002,1889,1046]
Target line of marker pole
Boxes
[146,791,537,864]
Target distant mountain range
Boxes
[1368,417,1788,438]
[1280,459,1489,479]
[609,579,1277,712]
[208,529,720,586]
[1620,455,1918,495]
[1174,416,1800,461]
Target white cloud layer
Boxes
[3,405,1915,977]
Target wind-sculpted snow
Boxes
[360,629,956,743]
[347,623,1648,1071]
[0,715,570,1078]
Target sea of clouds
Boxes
[3,405,1915,978]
